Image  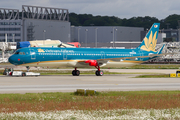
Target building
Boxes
[71,26,144,48]
[161,29,180,42]
[0,5,70,42]
[71,26,165,48]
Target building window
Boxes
[0,28,21,31]
[0,33,21,36]
[0,22,21,25]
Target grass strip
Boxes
[0,91,180,113]
[0,70,121,75]
[0,69,162,76]
[1,63,180,69]
[135,74,170,78]
[104,64,180,69]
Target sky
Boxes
[1,0,180,20]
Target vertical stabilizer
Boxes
[137,23,160,52]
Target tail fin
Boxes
[137,23,160,52]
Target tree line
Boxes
[69,13,180,30]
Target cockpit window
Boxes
[19,52,25,55]
[15,52,19,54]
[15,52,25,55]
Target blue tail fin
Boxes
[137,23,160,52]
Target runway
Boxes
[0,70,180,93]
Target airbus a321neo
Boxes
[9,23,164,76]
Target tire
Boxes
[22,73,26,77]
[72,70,75,76]
[99,70,104,76]
[95,70,103,76]
[75,70,80,76]
[95,70,99,76]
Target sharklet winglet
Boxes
[157,44,165,54]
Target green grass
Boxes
[0,69,162,76]
[135,74,170,78]
[97,91,180,96]
[104,64,180,69]
[0,91,180,113]
[46,64,180,69]
[0,70,120,75]
[0,91,180,102]
[2,62,180,69]
[39,70,120,75]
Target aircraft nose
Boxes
[8,55,18,65]
[8,56,14,64]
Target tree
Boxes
[69,13,180,29]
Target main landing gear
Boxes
[95,66,103,76]
[72,68,80,76]
[71,66,104,76]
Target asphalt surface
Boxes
[0,69,180,93]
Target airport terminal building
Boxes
[0,5,70,42]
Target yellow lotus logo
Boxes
[140,31,157,52]
[38,49,45,52]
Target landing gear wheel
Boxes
[22,73,26,77]
[75,70,80,76]
[95,70,99,76]
[72,70,75,76]
[99,70,103,76]
[72,70,80,76]
[95,70,103,76]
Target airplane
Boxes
[8,23,164,76]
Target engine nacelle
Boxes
[85,60,98,66]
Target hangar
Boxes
[0,5,70,42]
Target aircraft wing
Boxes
[75,54,160,67]
[96,51,179,63]
[96,54,158,62]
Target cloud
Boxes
[0,0,180,20]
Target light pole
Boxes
[43,30,46,40]
[5,33,7,42]
[78,27,81,43]
[85,29,88,47]
[95,28,98,48]
[43,30,46,46]
[113,27,117,48]
[12,34,15,42]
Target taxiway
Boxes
[0,69,180,93]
